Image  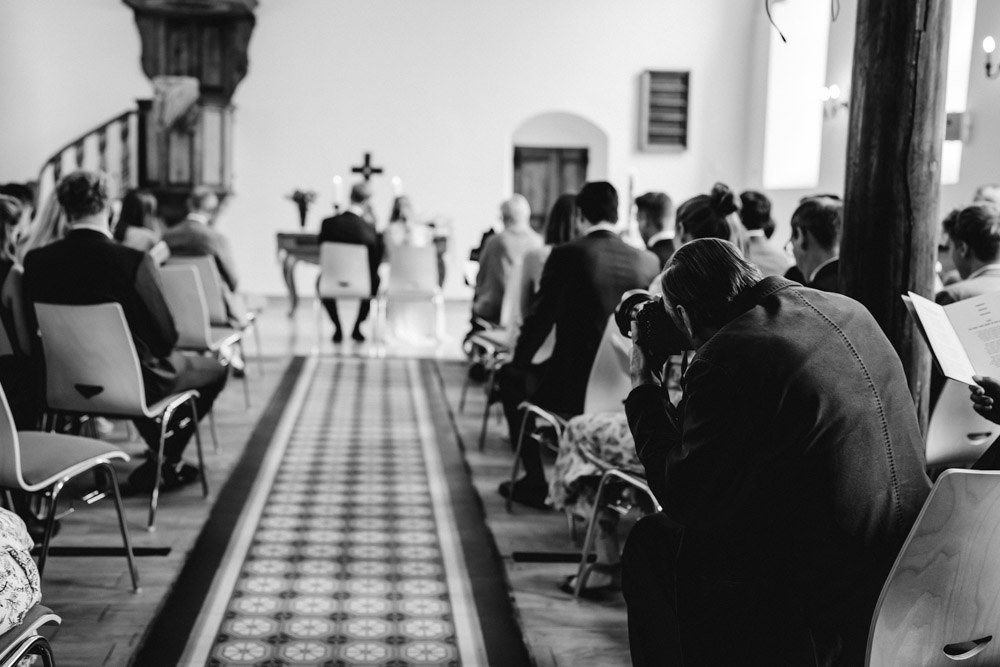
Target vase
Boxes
[297,201,308,228]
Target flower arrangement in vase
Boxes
[286,189,317,228]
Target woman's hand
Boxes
[970,375,1000,424]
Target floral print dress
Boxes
[0,507,41,635]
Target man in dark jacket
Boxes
[499,181,661,508]
[23,171,227,492]
[622,238,930,666]
[318,182,382,342]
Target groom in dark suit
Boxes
[499,181,661,508]
[319,182,382,342]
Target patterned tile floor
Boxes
[202,357,481,666]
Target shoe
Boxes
[559,570,620,600]
[126,459,159,494]
[332,329,343,343]
[231,354,246,379]
[498,478,551,510]
[25,517,61,544]
[161,461,200,491]
[351,328,366,342]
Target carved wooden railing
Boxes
[36,110,139,204]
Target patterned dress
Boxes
[0,507,41,635]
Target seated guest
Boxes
[784,195,842,292]
[472,194,542,327]
[23,171,228,492]
[498,181,660,509]
[0,196,39,429]
[114,189,167,261]
[622,238,929,666]
[16,191,67,263]
[0,507,41,636]
[0,183,35,257]
[635,191,675,268]
[675,183,750,257]
[319,182,381,343]
[935,202,1000,305]
[739,189,792,276]
[163,186,239,292]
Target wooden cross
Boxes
[351,152,384,181]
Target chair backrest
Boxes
[318,242,372,299]
[0,381,26,490]
[157,264,213,349]
[166,255,228,326]
[34,302,149,416]
[583,315,632,415]
[867,469,1000,666]
[926,380,998,468]
[385,244,439,296]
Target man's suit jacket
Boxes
[746,236,792,277]
[935,264,1000,304]
[22,229,183,398]
[784,259,840,293]
[626,277,930,665]
[649,238,675,269]
[319,211,382,293]
[162,217,239,292]
[514,229,661,415]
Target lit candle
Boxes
[984,36,996,54]
[332,175,343,206]
[392,176,403,196]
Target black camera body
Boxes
[614,289,691,370]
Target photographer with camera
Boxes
[620,238,930,667]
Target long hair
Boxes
[115,190,158,242]
[0,195,22,264]
[17,191,68,262]
[543,193,576,245]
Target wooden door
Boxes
[513,147,588,231]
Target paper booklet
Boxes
[903,291,1000,385]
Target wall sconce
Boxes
[820,84,849,118]
[984,36,1000,78]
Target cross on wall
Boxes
[351,152,384,181]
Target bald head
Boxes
[500,194,531,228]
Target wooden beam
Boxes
[841,0,951,431]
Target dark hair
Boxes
[56,171,108,221]
[390,195,411,222]
[791,196,842,251]
[576,182,618,224]
[661,238,763,328]
[945,203,1000,262]
[544,193,576,245]
[0,183,35,209]
[739,190,772,232]
[635,191,673,230]
[114,190,158,242]
[351,182,373,205]
[187,185,218,212]
[0,195,22,263]
[677,183,741,241]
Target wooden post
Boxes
[840,0,951,432]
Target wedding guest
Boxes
[163,186,239,292]
[16,190,67,263]
[635,191,675,268]
[0,196,39,429]
[784,195,842,293]
[675,183,750,258]
[739,190,792,277]
[472,195,542,326]
[114,190,164,256]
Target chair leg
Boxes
[574,472,614,597]
[478,367,498,451]
[459,371,472,413]
[36,481,65,577]
[238,340,251,409]
[1,489,14,510]
[506,409,533,513]
[148,407,172,531]
[252,320,264,375]
[208,410,220,453]
[102,461,140,591]
[189,398,209,498]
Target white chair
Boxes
[316,241,374,341]
[0,381,138,590]
[926,380,997,469]
[34,302,208,531]
[0,605,61,667]
[377,244,444,343]
[867,469,1000,666]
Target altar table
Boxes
[276,232,318,316]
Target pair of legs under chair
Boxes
[322,297,371,342]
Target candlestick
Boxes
[392,176,403,196]
[332,175,343,207]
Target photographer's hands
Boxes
[630,322,657,389]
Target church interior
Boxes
[2,0,1000,665]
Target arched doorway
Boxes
[512,112,609,230]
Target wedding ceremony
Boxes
[1,0,1000,665]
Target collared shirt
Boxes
[966,263,1000,280]
[186,212,210,226]
[70,222,113,239]
[746,229,766,239]
[347,204,365,217]
[646,229,675,247]
[583,222,620,237]
[808,255,839,284]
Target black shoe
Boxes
[332,329,344,343]
[351,328,366,342]
[25,517,61,544]
[126,459,159,494]
[498,478,550,510]
[161,461,200,491]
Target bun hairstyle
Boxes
[677,182,740,241]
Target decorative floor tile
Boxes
[206,359,470,666]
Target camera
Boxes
[614,289,691,370]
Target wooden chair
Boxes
[867,469,1000,665]
[376,244,444,343]
[0,381,138,589]
[34,302,208,531]
[926,380,997,469]
[315,241,374,341]
[0,605,61,667]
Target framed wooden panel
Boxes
[639,70,689,150]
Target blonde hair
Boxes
[17,191,68,262]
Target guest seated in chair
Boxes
[114,189,168,263]
[319,182,382,343]
[0,507,40,636]
[23,171,228,493]
[163,186,239,292]
[621,238,930,666]
[498,182,660,509]
[784,195,842,293]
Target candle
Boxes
[332,175,343,206]
[392,176,403,196]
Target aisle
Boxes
[182,356,488,666]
